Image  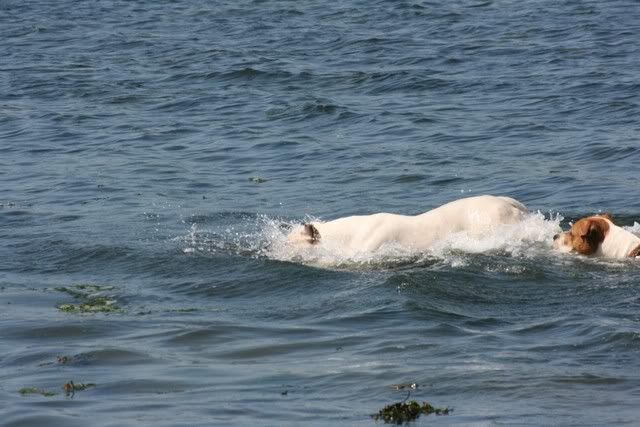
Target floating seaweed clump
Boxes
[55,284,121,314]
[57,298,119,313]
[372,400,451,424]
[19,387,57,397]
[19,381,96,398]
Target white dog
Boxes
[553,214,640,259]
[287,195,527,253]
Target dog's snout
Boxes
[553,233,559,241]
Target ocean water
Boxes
[2,0,640,425]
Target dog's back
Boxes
[288,195,527,252]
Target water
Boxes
[2,0,640,425]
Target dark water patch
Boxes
[252,140,301,150]
[550,373,626,386]
[391,174,428,184]
[509,317,573,336]
[96,378,195,395]
[6,322,121,341]
[33,349,151,368]
[215,335,366,361]
[266,100,348,122]
[572,144,639,162]
[363,71,452,95]
[3,414,86,427]
[205,67,295,84]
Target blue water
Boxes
[2,0,640,425]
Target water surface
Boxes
[2,0,640,425]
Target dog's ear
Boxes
[572,217,609,255]
[302,223,321,244]
[597,212,614,222]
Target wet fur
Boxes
[559,216,609,255]
[553,213,640,258]
[288,195,528,253]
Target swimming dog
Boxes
[287,195,527,253]
[553,214,640,259]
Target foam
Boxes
[625,221,640,235]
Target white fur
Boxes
[552,217,640,259]
[288,195,527,254]
[596,219,640,258]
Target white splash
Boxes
[626,221,640,236]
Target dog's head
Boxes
[553,214,612,255]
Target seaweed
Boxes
[19,387,57,397]
[55,284,121,314]
[19,380,96,397]
[57,298,120,314]
[372,400,451,424]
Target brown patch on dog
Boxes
[567,217,610,255]
[303,223,321,244]
[629,244,640,258]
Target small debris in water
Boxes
[136,307,200,316]
[248,176,267,183]
[64,380,96,396]
[391,383,418,391]
[39,355,73,367]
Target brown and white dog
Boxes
[553,214,640,259]
[287,195,527,254]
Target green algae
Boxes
[55,284,121,314]
[19,387,57,397]
[57,298,120,314]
